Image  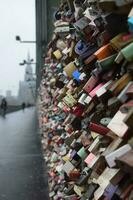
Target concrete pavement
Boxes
[0,108,49,200]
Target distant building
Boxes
[18,52,36,105]
[4,90,19,105]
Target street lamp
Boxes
[15,35,47,46]
[19,61,36,79]
[19,60,36,66]
[15,35,36,43]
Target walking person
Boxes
[22,102,26,111]
[1,98,8,117]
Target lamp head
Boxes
[16,35,21,41]
[19,62,24,66]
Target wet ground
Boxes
[0,108,49,200]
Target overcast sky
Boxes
[0,0,35,96]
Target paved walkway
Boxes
[0,108,49,200]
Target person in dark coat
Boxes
[22,102,26,111]
[1,98,8,116]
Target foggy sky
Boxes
[0,0,35,96]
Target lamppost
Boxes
[15,34,43,94]
[15,35,36,43]
[18,56,36,103]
